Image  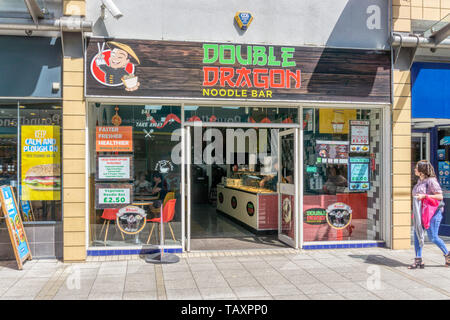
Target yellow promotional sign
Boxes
[21,126,61,201]
[319,109,357,134]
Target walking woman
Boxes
[410,160,450,269]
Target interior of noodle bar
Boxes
[87,103,385,251]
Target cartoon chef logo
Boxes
[91,41,141,92]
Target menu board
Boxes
[348,157,370,191]
[438,161,450,188]
[96,126,133,152]
[0,186,32,269]
[21,125,61,201]
[95,183,133,209]
[315,140,348,164]
[349,120,370,153]
[97,156,133,181]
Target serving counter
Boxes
[216,184,278,232]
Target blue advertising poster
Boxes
[348,157,370,191]
[20,201,32,221]
[0,186,30,264]
[438,161,450,188]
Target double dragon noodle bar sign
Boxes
[86,38,390,103]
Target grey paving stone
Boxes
[123,291,157,300]
[214,262,244,270]
[88,292,123,300]
[162,271,193,281]
[224,276,260,287]
[166,288,202,300]
[372,289,416,300]
[53,294,90,300]
[325,282,367,294]
[199,286,236,299]
[231,286,271,298]
[219,269,251,278]
[296,283,335,295]
[239,296,273,300]
[262,284,302,296]
[124,279,157,292]
[273,294,309,300]
[407,288,450,300]
[340,291,381,300]
[164,279,197,290]
[388,279,429,290]
[195,277,229,289]
[309,293,346,300]
[126,265,156,275]
[0,295,36,300]
[189,263,219,272]
[97,266,127,276]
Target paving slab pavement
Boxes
[0,244,448,300]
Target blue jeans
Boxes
[414,209,449,258]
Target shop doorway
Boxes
[185,122,300,251]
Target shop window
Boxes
[0,103,62,222]
[302,108,382,242]
[89,104,182,247]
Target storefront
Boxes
[0,36,63,259]
[84,37,391,254]
[411,62,450,236]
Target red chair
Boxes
[146,199,177,244]
[100,208,124,243]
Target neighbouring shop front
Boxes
[0,36,63,259]
[411,62,450,236]
[85,38,391,255]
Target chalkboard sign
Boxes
[0,186,32,269]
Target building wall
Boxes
[86,0,390,50]
[391,0,449,249]
[62,0,87,262]
[392,1,412,250]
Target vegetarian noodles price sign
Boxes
[21,126,61,201]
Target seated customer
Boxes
[134,172,151,193]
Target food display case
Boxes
[217,173,278,232]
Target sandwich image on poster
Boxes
[24,164,61,190]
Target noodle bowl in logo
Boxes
[326,202,352,229]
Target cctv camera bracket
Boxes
[100,4,107,20]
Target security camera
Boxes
[101,0,123,20]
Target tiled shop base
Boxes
[87,242,385,259]
[303,242,385,250]
[87,248,183,256]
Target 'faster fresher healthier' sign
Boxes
[96,126,133,152]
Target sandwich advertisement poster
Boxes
[21,126,61,201]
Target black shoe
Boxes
[445,253,450,267]
[408,258,425,269]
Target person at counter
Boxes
[259,162,279,190]
[323,166,347,195]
